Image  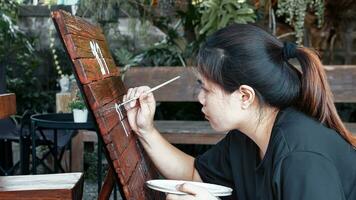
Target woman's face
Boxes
[197,75,245,132]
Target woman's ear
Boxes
[238,85,255,109]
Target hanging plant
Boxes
[47,4,65,79]
[276,0,324,44]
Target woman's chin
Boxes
[209,121,228,132]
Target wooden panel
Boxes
[122,66,356,103]
[123,67,199,102]
[124,166,147,200]
[63,34,112,59]
[84,76,126,110]
[324,65,356,103]
[345,122,356,135]
[113,139,141,184]
[74,58,119,84]
[0,173,83,200]
[0,93,16,120]
[156,120,226,144]
[51,10,166,200]
[94,101,123,135]
[60,11,105,40]
[154,121,356,145]
[106,121,133,155]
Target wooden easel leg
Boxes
[98,167,115,200]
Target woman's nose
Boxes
[197,90,205,106]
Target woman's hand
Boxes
[166,183,220,200]
[123,86,156,138]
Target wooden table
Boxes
[0,173,84,200]
[0,93,16,120]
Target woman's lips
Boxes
[202,109,209,120]
[201,109,206,115]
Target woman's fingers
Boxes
[124,88,134,109]
[130,87,139,108]
[173,183,219,200]
[177,183,202,196]
[124,86,152,109]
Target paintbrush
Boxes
[118,76,181,108]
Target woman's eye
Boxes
[196,79,210,93]
[197,79,202,87]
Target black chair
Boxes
[0,117,22,175]
[0,110,75,175]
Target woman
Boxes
[123,24,356,200]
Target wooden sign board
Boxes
[51,10,163,200]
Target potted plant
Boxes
[68,94,88,123]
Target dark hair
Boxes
[196,23,356,147]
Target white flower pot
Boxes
[73,109,88,123]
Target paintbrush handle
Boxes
[119,76,180,107]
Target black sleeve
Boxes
[194,132,233,187]
[273,152,346,200]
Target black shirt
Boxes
[195,107,356,200]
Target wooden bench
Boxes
[0,173,84,200]
[123,66,356,144]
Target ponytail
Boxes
[195,23,356,147]
[295,47,356,147]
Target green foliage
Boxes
[1,0,55,114]
[68,93,86,110]
[83,144,98,180]
[77,0,256,67]
[196,0,256,36]
[276,0,324,44]
[68,100,86,110]
[135,34,187,67]
[0,0,17,18]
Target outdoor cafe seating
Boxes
[2,1,356,199]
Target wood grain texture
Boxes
[123,67,199,102]
[63,34,112,59]
[52,10,163,200]
[59,10,106,40]
[83,76,126,110]
[104,119,133,160]
[73,58,119,84]
[324,65,356,103]
[98,168,115,200]
[0,93,16,119]
[94,100,127,136]
[0,173,84,200]
[123,165,146,200]
[155,120,225,144]
[114,139,141,184]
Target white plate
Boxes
[146,179,233,197]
